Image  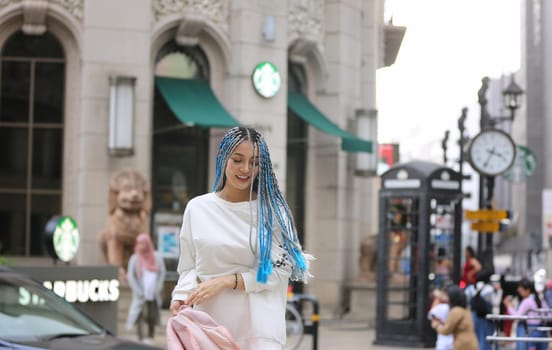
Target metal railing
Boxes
[486,309,552,349]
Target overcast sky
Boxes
[377,0,521,163]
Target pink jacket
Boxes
[166,305,241,350]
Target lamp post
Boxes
[476,74,524,264]
[503,75,524,119]
[441,130,450,165]
[457,107,469,195]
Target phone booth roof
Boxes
[380,160,462,194]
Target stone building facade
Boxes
[0,0,397,315]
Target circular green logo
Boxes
[53,216,80,262]
[503,145,536,182]
[252,61,281,98]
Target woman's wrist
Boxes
[228,273,241,290]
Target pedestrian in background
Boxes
[490,274,504,316]
[465,270,495,350]
[428,289,453,350]
[504,277,549,350]
[461,246,481,288]
[431,285,478,350]
[489,274,509,339]
[126,233,166,345]
[169,127,312,350]
[544,279,552,310]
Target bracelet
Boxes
[233,273,238,290]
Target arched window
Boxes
[0,31,65,256]
[151,43,210,221]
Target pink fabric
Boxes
[166,305,241,350]
[135,233,157,277]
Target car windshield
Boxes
[0,273,104,341]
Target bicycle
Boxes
[286,301,304,349]
[286,286,304,350]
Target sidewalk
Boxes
[117,308,429,350]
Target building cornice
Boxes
[153,0,229,35]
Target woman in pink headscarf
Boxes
[126,233,166,345]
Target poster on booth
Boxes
[157,225,180,258]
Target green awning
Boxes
[155,76,240,128]
[287,92,373,153]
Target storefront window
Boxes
[0,31,64,257]
[151,44,210,246]
[383,197,419,321]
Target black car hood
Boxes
[0,334,161,350]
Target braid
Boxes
[213,126,308,282]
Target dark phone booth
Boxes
[374,161,463,347]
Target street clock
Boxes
[467,128,516,176]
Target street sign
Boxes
[470,221,500,232]
[503,145,536,183]
[465,209,509,221]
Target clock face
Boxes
[468,129,516,176]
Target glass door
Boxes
[428,197,456,290]
[383,196,419,322]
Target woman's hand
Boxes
[186,274,238,305]
[170,299,187,316]
[431,318,441,329]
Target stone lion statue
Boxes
[358,235,377,282]
[99,169,151,274]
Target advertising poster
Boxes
[157,225,180,258]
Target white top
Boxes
[172,193,292,349]
[141,269,157,301]
[428,303,454,350]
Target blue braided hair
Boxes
[212,126,309,283]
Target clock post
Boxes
[477,77,489,259]
[473,75,524,266]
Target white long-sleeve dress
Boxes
[171,192,292,349]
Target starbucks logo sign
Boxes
[252,61,281,98]
[45,216,80,262]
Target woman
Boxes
[428,289,453,350]
[504,278,548,350]
[465,270,495,350]
[170,127,311,350]
[461,246,481,287]
[126,233,166,344]
[431,285,478,350]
